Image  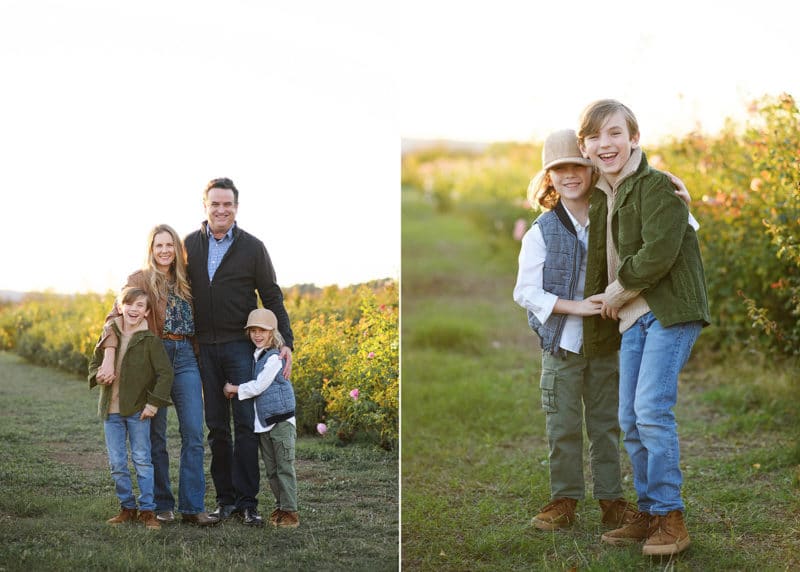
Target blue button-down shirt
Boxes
[207,223,235,281]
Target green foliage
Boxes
[321,290,399,450]
[401,193,800,571]
[0,281,399,449]
[402,93,800,362]
[0,352,398,571]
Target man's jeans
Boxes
[151,338,207,515]
[619,312,702,515]
[104,412,154,511]
[540,350,622,500]
[199,339,260,509]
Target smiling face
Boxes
[548,163,594,204]
[151,231,176,273]
[204,187,238,238]
[120,294,150,330]
[248,326,274,350]
[580,109,640,185]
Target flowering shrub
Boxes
[0,282,399,449]
[320,290,399,450]
[402,93,800,361]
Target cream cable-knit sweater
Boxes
[594,147,651,333]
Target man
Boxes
[185,177,294,527]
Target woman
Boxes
[95,224,217,526]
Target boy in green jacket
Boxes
[578,99,710,557]
[88,286,173,530]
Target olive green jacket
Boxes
[585,153,711,331]
[87,320,173,419]
[582,189,622,357]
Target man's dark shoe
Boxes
[241,507,264,527]
[181,512,220,526]
[209,504,238,521]
[155,510,175,524]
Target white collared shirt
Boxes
[513,205,588,354]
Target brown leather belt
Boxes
[163,333,186,341]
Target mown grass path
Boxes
[401,191,800,571]
[0,352,398,571]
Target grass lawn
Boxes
[400,190,800,571]
[0,352,398,571]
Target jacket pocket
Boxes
[617,203,642,250]
[539,370,557,413]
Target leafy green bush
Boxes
[0,282,399,449]
[401,93,800,363]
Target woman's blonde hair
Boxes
[142,224,192,303]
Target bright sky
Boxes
[1,1,400,294]
[3,1,798,294]
[397,0,800,145]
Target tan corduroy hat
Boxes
[244,308,277,331]
[541,129,593,170]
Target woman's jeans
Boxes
[150,338,207,515]
[104,412,154,511]
[619,312,702,515]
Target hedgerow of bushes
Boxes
[0,281,399,450]
[402,93,800,362]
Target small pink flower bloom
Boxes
[316,423,327,435]
[368,351,375,359]
[349,388,359,400]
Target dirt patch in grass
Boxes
[47,444,108,471]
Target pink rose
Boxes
[316,423,327,435]
[349,388,359,400]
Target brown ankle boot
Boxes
[531,498,577,531]
[276,511,300,528]
[106,508,137,526]
[137,510,161,530]
[601,510,652,545]
[599,498,639,528]
[642,510,690,556]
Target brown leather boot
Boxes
[642,510,691,556]
[106,507,137,526]
[137,510,161,530]
[276,511,300,528]
[599,498,639,528]
[531,498,577,531]
[601,510,652,545]
[269,509,282,526]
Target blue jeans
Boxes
[104,412,155,511]
[199,339,260,509]
[619,312,702,515]
[151,338,207,515]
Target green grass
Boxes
[400,190,800,571]
[0,352,398,571]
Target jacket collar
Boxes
[112,316,150,337]
[595,146,643,196]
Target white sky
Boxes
[397,0,800,145]
[3,1,798,293]
[1,1,400,294]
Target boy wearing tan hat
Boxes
[513,129,637,532]
[224,308,299,528]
